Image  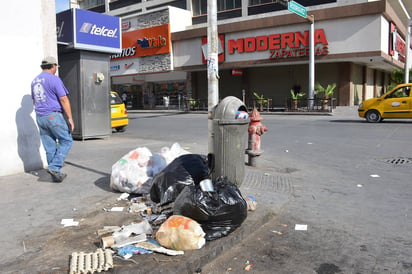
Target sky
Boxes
[56,0,70,13]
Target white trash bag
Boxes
[110,143,191,194]
[110,147,153,194]
[159,143,191,165]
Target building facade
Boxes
[79,0,411,110]
[0,0,57,176]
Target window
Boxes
[218,0,241,11]
[193,0,241,16]
[192,0,207,16]
[249,0,275,6]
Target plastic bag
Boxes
[110,147,153,193]
[156,215,205,251]
[112,220,153,243]
[173,177,247,241]
[159,143,191,165]
[150,154,209,206]
[110,144,190,194]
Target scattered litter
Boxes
[123,253,133,259]
[112,234,147,249]
[117,245,153,258]
[246,195,257,211]
[226,267,232,271]
[357,184,363,188]
[101,236,115,249]
[109,207,124,212]
[285,149,289,152]
[112,220,153,243]
[97,226,121,236]
[199,179,214,192]
[117,193,130,201]
[136,240,184,256]
[264,173,270,176]
[307,142,313,145]
[128,202,148,213]
[295,224,308,231]
[370,174,380,178]
[280,224,288,227]
[69,248,113,274]
[271,230,283,235]
[244,263,253,271]
[61,219,79,227]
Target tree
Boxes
[388,69,412,90]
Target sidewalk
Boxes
[0,135,291,274]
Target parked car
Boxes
[110,91,128,131]
[358,83,412,122]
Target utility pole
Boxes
[308,15,315,109]
[207,0,219,155]
[398,0,411,83]
[406,22,411,83]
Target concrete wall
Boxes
[0,0,56,175]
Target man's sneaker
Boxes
[47,169,67,182]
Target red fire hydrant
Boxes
[246,108,267,167]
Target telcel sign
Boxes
[56,9,122,53]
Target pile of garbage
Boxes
[70,143,255,273]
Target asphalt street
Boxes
[1,107,411,273]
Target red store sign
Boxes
[111,24,171,60]
[228,29,329,59]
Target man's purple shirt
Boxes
[31,72,69,116]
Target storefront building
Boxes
[171,0,410,108]
[109,7,192,110]
[83,0,411,109]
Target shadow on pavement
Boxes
[28,169,55,183]
[94,176,113,192]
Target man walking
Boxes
[31,56,74,182]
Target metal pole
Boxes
[405,22,411,83]
[308,16,315,109]
[207,0,219,155]
[398,0,411,83]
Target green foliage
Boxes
[315,82,336,98]
[290,89,305,100]
[188,98,199,108]
[253,92,268,105]
[388,69,412,90]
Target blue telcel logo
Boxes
[79,22,118,38]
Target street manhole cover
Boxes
[380,157,412,165]
[242,170,294,193]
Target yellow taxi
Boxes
[110,91,128,131]
[358,83,412,122]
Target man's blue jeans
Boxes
[36,112,73,172]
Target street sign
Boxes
[288,1,307,18]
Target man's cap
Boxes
[41,56,58,66]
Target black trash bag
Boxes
[150,154,209,206]
[173,176,248,241]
